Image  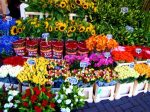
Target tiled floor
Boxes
[77,92,150,112]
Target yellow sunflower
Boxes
[10,26,18,35]
[59,24,67,32]
[17,28,23,33]
[55,27,59,31]
[91,30,96,35]
[67,31,72,37]
[82,2,88,9]
[48,26,53,32]
[79,26,85,32]
[86,27,91,32]
[16,20,22,26]
[44,21,49,29]
[69,26,76,32]
[60,1,66,8]
[71,4,75,9]
[75,0,82,5]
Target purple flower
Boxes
[89,53,99,62]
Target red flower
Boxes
[33,87,41,96]
[31,95,37,103]
[50,103,55,108]
[23,102,29,107]
[25,89,31,96]
[22,95,27,99]
[34,106,42,112]
[42,100,48,107]
[41,87,46,93]
[46,92,52,98]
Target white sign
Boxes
[27,58,36,66]
[135,48,142,54]
[129,62,134,68]
[67,77,78,85]
[106,34,113,40]
[147,59,150,64]
[104,52,111,58]
[121,7,128,14]
[80,62,88,68]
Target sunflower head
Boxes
[10,26,18,35]
[55,27,59,31]
[16,20,22,26]
[44,21,49,29]
[69,26,76,32]
[60,1,66,8]
[91,30,96,35]
[82,3,88,9]
[49,26,53,32]
[71,4,75,9]
[18,28,23,33]
[79,26,85,32]
[75,0,82,5]
[86,27,91,32]
[59,25,66,32]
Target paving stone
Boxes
[87,102,96,107]
[104,103,113,109]
[106,108,116,112]
[120,102,133,110]
[110,100,125,106]
[114,107,123,112]
[124,109,132,112]
[131,106,144,112]
[83,107,99,112]
[136,98,149,111]
[128,98,139,106]
[95,103,106,111]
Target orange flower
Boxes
[107,39,118,50]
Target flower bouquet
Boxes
[77,41,89,55]
[13,39,26,56]
[55,82,85,112]
[52,41,64,59]
[65,40,78,55]
[19,86,56,112]
[26,39,38,57]
[40,41,52,58]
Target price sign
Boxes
[67,77,78,85]
[98,88,102,94]
[121,7,128,14]
[27,58,36,66]
[129,62,134,68]
[42,33,49,42]
[147,59,150,64]
[135,48,142,54]
[104,52,111,58]
[106,34,113,40]
[6,16,12,22]
[80,62,88,68]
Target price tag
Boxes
[147,59,150,64]
[104,52,111,58]
[42,33,49,42]
[6,16,12,22]
[80,62,88,68]
[121,7,128,14]
[129,62,134,68]
[106,34,113,40]
[67,77,78,85]
[98,88,102,94]
[27,58,36,66]
[135,48,142,54]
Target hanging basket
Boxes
[66,41,77,55]
[40,41,52,58]
[26,40,38,57]
[52,41,64,59]
[78,41,89,55]
[13,39,26,56]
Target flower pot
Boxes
[114,82,134,99]
[66,41,77,55]
[26,40,38,57]
[93,83,116,103]
[132,80,148,96]
[40,41,52,58]
[52,41,64,59]
[13,39,26,56]
[78,42,88,55]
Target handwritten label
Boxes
[129,62,134,68]
[136,48,142,54]
[147,59,150,64]
[27,58,36,66]
[104,52,111,58]
[67,77,78,85]
[80,62,88,68]
[121,7,128,14]
[42,33,49,38]
[98,88,102,94]
[106,34,113,40]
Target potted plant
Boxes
[65,40,78,55]
[40,41,52,58]
[77,41,89,55]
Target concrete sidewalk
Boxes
[77,92,150,112]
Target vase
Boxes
[13,39,26,56]
[52,41,64,59]
[40,41,52,58]
[66,40,77,55]
[78,41,88,55]
[26,39,38,57]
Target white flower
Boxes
[78,90,84,96]
[65,99,71,105]
[75,98,78,102]
[69,85,73,90]
[4,103,9,108]
[8,103,13,108]
[57,99,62,103]
[0,65,12,78]
[14,104,17,108]
[4,109,8,112]
[9,66,23,77]
[55,94,59,100]
[8,96,14,102]
[66,107,71,112]
[66,88,72,95]
[61,107,71,112]
[80,99,84,102]
[15,100,20,103]
[74,95,77,97]
[63,87,66,90]
[60,95,64,99]
[71,104,73,107]
[8,90,19,96]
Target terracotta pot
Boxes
[66,41,77,55]
[40,41,52,58]
[52,41,63,59]
[26,40,38,57]
[78,41,88,55]
[13,39,26,56]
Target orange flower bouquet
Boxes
[85,34,118,52]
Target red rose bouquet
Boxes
[19,86,56,112]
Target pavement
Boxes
[77,92,150,112]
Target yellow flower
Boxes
[82,2,88,9]
[17,28,23,33]
[60,1,66,8]
[86,27,91,32]
[67,31,72,37]
[68,26,76,32]
[44,21,49,29]
[71,4,75,9]
[22,26,25,30]
[59,24,67,32]
[35,24,40,28]
[91,30,96,35]
[55,27,59,31]
[16,20,22,25]
[79,26,85,32]
[10,26,18,35]
[75,0,82,5]
[48,25,53,32]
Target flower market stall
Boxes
[0,0,150,111]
